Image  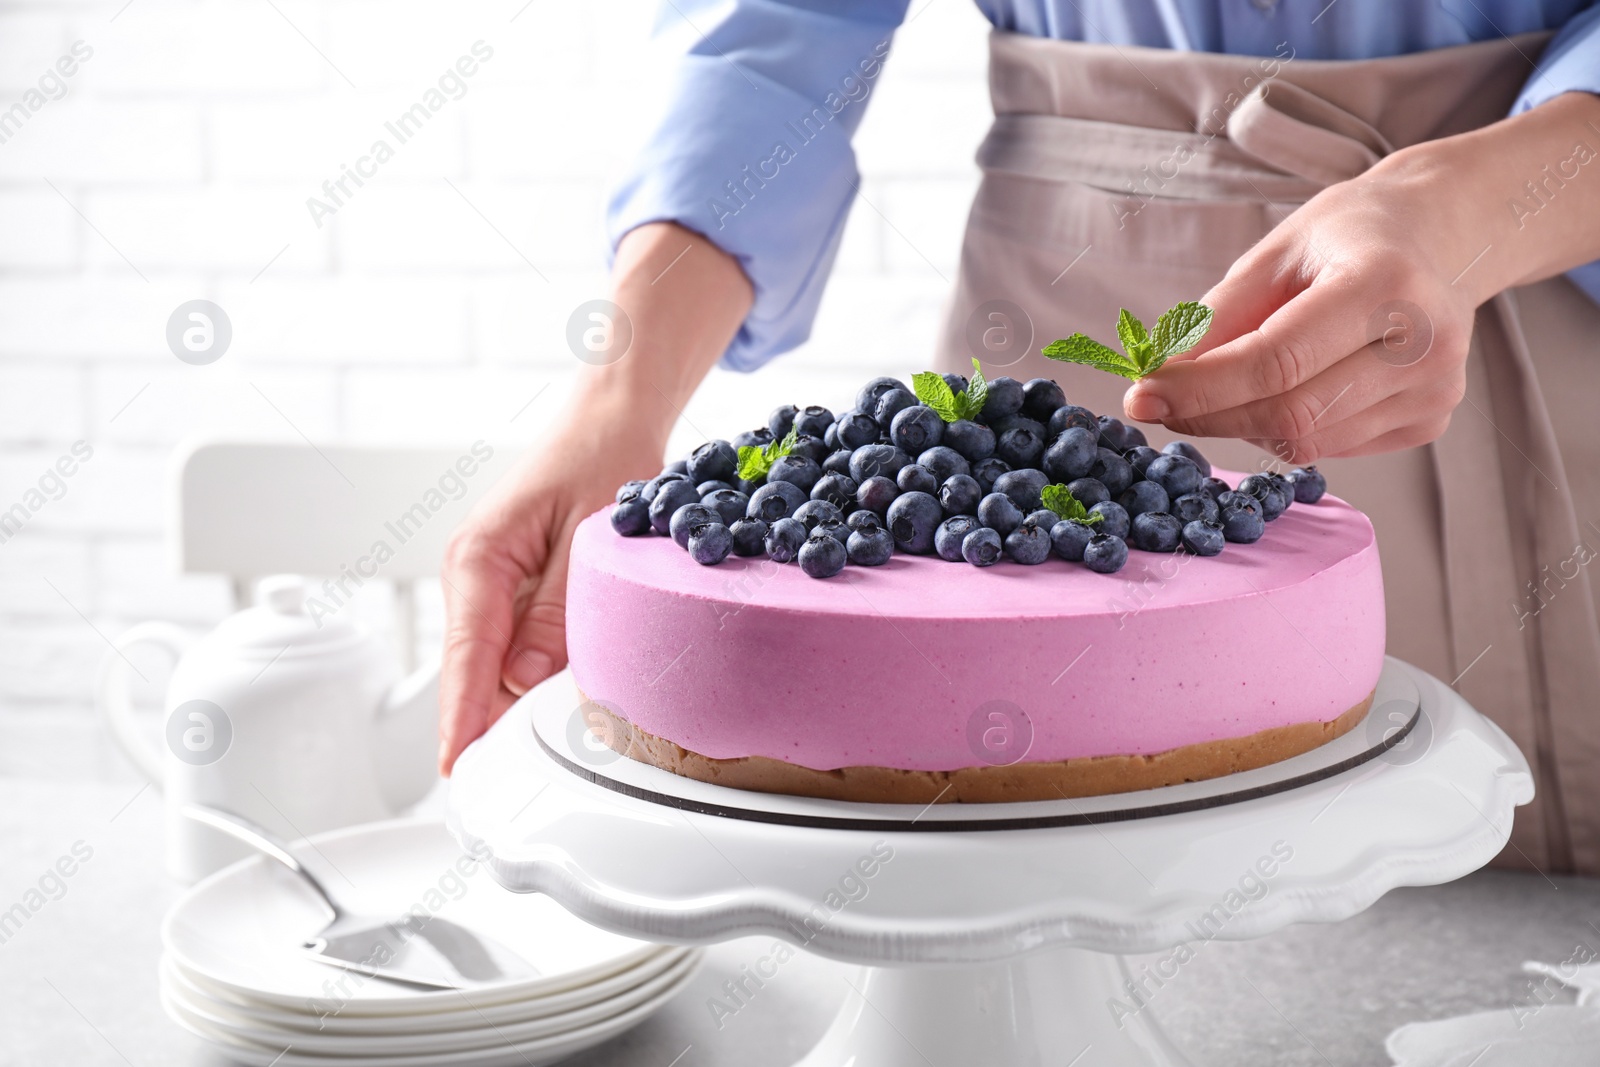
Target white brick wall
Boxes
[0,0,993,779]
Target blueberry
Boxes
[736,477,763,496]
[1021,378,1067,422]
[972,457,1011,492]
[611,498,651,536]
[767,454,822,494]
[1005,520,1052,564]
[1120,484,1171,526]
[687,522,733,564]
[1083,533,1130,573]
[1145,454,1203,498]
[847,525,894,566]
[946,372,972,395]
[846,509,883,532]
[1170,492,1219,525]
[765,517,808,562]
[849,443,910,484]
[747,480,808,522]
[1163,441,1211,477]
[897,463,939,495]
[886,491,943,554]
[822,449,855,476]
[696,479,735,497]
[989,413,1047,441]
[1042,426,1098,482]
[790,405,832,438]
[996,425,1044,468]
[1066,477,1110,507]
[823,422,839,450]
[1267,472,1295,511]
[994,468,1048,511]
[1287,466,1327,504]
[793,499,844,532]
[1217,490,1262,519]
[1024,508,1058,529]
[788,434,830,464]
[1088,500,1131,539]
[939,474,983,516]
[811,472,859,509]
[616,480,646,503]
[663,458,690,475]
[1089,448,1134,496]
[814,518,850,544]
[729,517,768,556]
[1238,473,1288,521]
[978,492,1023,536]
[1200,477,1231,501]
[1182,519,1225,556]
[1221,506,1265,543]
[649,480,702,534]
[855,475,900,516]
[889,405,944,455]
[1121,424,1148,449]
[856,376,908,415]
[1097,416,1139,452]
[731,428,773,450]
[935,515,981,561]
[669,502,718,548]
[873,388,917,429]
[962,526,1004,567]
[1125,446,1161,478]
[702,488,749,526]
[836,412,880,450]
[1130,511,1182,552]
[917,445,970,483]
[687,439,737,484]
[1050,519,1096,561]
[1047,404,1099,438]
[767,405,798,438]
[979,376,1025,421]
[943,419,995,462]
[799,532,847,578]
[641,471,689,504]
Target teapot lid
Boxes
[209,574,367,655]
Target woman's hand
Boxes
[437,222,752,774]
[1123,90,1600,462]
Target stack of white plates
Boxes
[160,820,700,1066]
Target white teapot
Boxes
[98,574,441,882]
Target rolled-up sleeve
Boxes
[1511,2,1600,304]
[606,0,910,371]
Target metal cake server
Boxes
[182,804,538,990]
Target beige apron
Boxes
[936,31,1600,874]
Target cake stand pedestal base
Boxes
[448,659,1531,1067]
[799,949,1188,1066]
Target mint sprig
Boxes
[1041,483,1102,524]
[736,427,797,482]
[912,358,988,423]
[1042,301,1213,381]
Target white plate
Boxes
[162,819,666,1014]
[161,953,700,1067]
[163,946,696,1035]
[161,949,702,1056]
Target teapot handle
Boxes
[97,621,192,787]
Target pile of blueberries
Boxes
[609,373,1327,578]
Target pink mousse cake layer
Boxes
[565,478,1384,772]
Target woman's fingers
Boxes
[1244,391,1454,463]
[438,525,527,775]
[1126,277,1370,424]
[501,514,578,697]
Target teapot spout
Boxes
[375,658,441,813]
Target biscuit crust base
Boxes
[577,691,1375,804]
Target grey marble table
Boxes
[0,777,1591,1067]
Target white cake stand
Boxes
[447,658,1531,1066]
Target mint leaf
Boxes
[955,358,988,421]
[912,371,962,423]
[1041,483,1103,524]
[1116,309,1147,351]
[1150,301,1213,359]
[1042,334,1142,381]
[736,427,797,482]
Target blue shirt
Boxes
[607,1,1600,371]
